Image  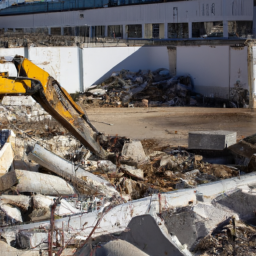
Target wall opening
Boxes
[51,27,61,35]
[192,21,223,38]
[228,21,253,38]
[91,26,105,38]
[168,23,188,38]
[127,24,142,38]
[108,25,123,38]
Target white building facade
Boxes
[0,0,254,39]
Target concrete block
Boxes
[122,141,148,163]
[0,170,75,195]
[188,130,237,150]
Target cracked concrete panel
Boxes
[215,189,256,220]
[120,215,190,256]
[162,208,208,250]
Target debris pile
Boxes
[79,69,249,108]
[0,100,255,255]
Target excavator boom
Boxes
[0,55,108,158]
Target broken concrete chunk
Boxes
[0,170,75,195]
[94,239,149,256]
[97,160,117,173]
[87,88,107,96]
[28,144,119,198]
[0,129,15,176]
[160,155,178,169]
[229,133,256,159]
[120,165,144,180]
[122,141,148,163]
[189,131,237,150]
[33,194,81,217]
[131,82,148,95]
[29,208,50,222]
[184,169,200,180]
[0,203,22,223]
[0,195,30,211]
[12,160,39,172]
[17,231,48,250]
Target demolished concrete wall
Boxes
[0,169,76,195]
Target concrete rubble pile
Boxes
[0,108,256,254]
[79,69,249,108]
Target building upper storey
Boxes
[0,0,254,39]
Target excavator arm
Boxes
[0,55,108,159]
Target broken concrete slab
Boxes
[32,194,81,217]
[120,165,144,180]
[120,215,188,256]
[28,144,119,198]
[229,133,256,159]
[0,240,40,256]
[97,160,117,173]
[188,130,237,150]
[0,170,75,195]
[121,141,148,163]
[2,173,256,255]
[17,231,48,250]
[13,160,39,173]
[0,195,30,211]
[93,239,150,256]
[0,203,23,223]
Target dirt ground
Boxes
[87,107,256,148]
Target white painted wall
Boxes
[0,0,253,29]
[28,47,80,93]
[230,46,248,89]
[0,45,248,97]
[177,45,230,97]
[82,46,169,88]
[0,48,25,76]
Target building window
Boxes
[168,23,188,39]
[108,25,123,38]
[127,25,142,38]
[192,21,223,38]
[92,26,105,38]
[228,21,253,38]
[51,27,61,36]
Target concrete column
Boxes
[122,24,127,39]
[223,20,228,38]
[248,44,256,108]
[48,27,51,35]
[159,23,165,39]
[61,27,64,36]
[142,23,145,38]
[144,24,152,39]
[104,25,108,37]
[89,26,92,38]
[188,22,192,39]
[164,23,168,39]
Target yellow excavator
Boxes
[0,55,108,158]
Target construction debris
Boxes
[28,144,120,198]
[0,97,254,256]
[0,169,76,195]
[78,69,249,108]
